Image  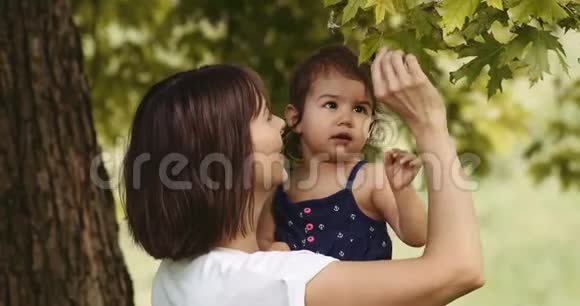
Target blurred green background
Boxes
[72,1,580,305]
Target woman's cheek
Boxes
[281,168,289,183]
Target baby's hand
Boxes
[269,242,291,251]
[385,149,422,191]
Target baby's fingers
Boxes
[390,149,413,163]
[390,148,406,159]
[398,154,415,165]
[384,150,396,167]
[409,158,422,168]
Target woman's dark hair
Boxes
[122,64,269,260]
[284,45,381,161]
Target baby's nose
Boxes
[338,112,353,127]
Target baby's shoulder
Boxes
[349,162,388,216]
[352,161,388,192]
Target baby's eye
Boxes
[267,112,273,122]
[323,101,338,109]
[353,106,368,114]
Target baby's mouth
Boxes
[330,133,352,143]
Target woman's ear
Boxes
[284,104,302,134]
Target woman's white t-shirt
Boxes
[151,248,337,306]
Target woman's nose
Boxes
[275,115,286,131]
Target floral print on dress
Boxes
[272,160,393,261]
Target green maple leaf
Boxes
[488,65,513,97]
[387,31,436,81]
[409,6,440,40]
[451,57,487,86]
[451,33,512,97]
[342,0,366,24]
[558,0,580,5]
[463,6,509,40]
[509,0,569,24]
[439,0,480,34]
[502,26,569,82]
[501,35,529,63]
[359,32,384,63]
[364,0,395,24]
[486,0,504,10]
[323,0,343,7]
[392,0,410,12]
[558,15,580,32]
[451,34,503,84]
[524,33,568,82]
[557,3,580,31]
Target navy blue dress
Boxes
[274,160,392,261]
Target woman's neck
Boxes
[220,189,271,253]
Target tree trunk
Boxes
[0,1,134,306]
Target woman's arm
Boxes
[305,49,484,306]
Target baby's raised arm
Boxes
[305,49,484,306]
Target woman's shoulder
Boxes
[233,249,338,280]
[155,248,337,282]
[152,249,337,306]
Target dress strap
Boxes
[346,160,367,190]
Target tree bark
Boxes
[0,1,134,305]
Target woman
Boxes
[123,48,484,306]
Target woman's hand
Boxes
[371,48,447,136]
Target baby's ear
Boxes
[284,104,302,134]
